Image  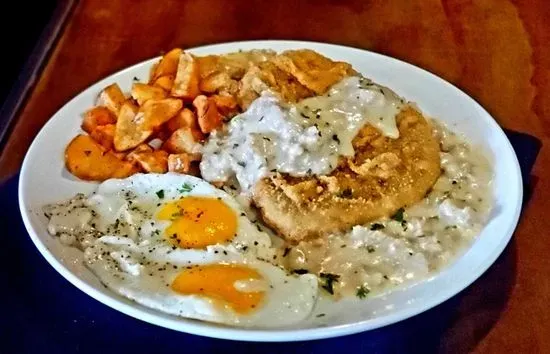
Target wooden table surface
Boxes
[3,0,550,352]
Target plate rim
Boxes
[18,39,523,342]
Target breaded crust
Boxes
[252,107,441,243]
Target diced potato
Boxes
[166,108,198,132]
[81,106,117,134]
[90,124,116,150]
[140,98,183,129]
[171,52,200,99]
[98,83,126,115]
[132,150,169,173]
[114,99,182,151]
[193,95,223,133]
[162,127,203,159]
[151,48,182,81]
[211,94,239,118]
[131,83,167,105]
[168,153,193,174]
[125,144,153,163]
[65,134,137,181]
[114,101,145,151]
[153,75,175,91]
[196,55,220,79]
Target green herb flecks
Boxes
[155,190,165,199]
[320,273,340,295]
[391,207,405,222]
[356,285,370,299]
[178,183,193,193]
[370,223,385,231]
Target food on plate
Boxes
[49,47,493,325]
[252,106,440,243]
[44,174,317,326]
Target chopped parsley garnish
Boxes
[237,161,246,168]
[155,190,165,199]
[391,208,405,222]
[133,76,139,81]
[178,183,193,193]
[370,223,385,231]
[300,112,310,119]
[282,247,291,257]
[356,285,370,299]
[319,273,340,295]
[316,313,325,318]
[366,245,376,253]
[332,134,340,144]
[292,269,309,275]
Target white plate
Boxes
[19,40,522,341]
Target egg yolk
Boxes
[157,197,237,249]
[171,264,264,314]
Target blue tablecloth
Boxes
[0,130,540,354]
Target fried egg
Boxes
[44,173,318,327]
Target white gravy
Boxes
[200,76,404,192]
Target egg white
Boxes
[45,173,319,326]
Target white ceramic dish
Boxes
[19,40,522,341]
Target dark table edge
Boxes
[0,0,77,152]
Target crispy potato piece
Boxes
[166,108,198,132]
[132,150,169,173]
[114,101,144,151]
[211,94,239,118]
[163,128,203,155]
[197,55,220,79]
[171,52,200,99]
[162,127,204,158]
[65,135,137,181]
[153,75,175,91]
[272,49,355,94]
[151,48,182,81]
[167,153,193,174]
[90,124,116,150]
[125,143,154,163]
[140,98,183,129]
[193,95,223,133]
[131,83,167,105]
[114,99,182,151]
[98,83,126,115]
[81,106,116,134]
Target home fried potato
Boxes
[114,99,182,151]
[199,72,238,95]
[272,49,356,94]
[171,52,200,99]
[162,127,203,159]
[81,106,116,134]
[193,95,223,133]
[90,124,116,150]
[98,83,126,114]
[168,153,193,174]
[166,108,198,132]
[65,135,137,181]
[153,75,175,91]
[131,150,169,173]
[125,143,154,163]
[131,83,167,105]
[151,48,182,82]
[211,94,238,118]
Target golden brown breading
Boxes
[271,49,357,94]
[252,106,441,243]
[237,61,314,109]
